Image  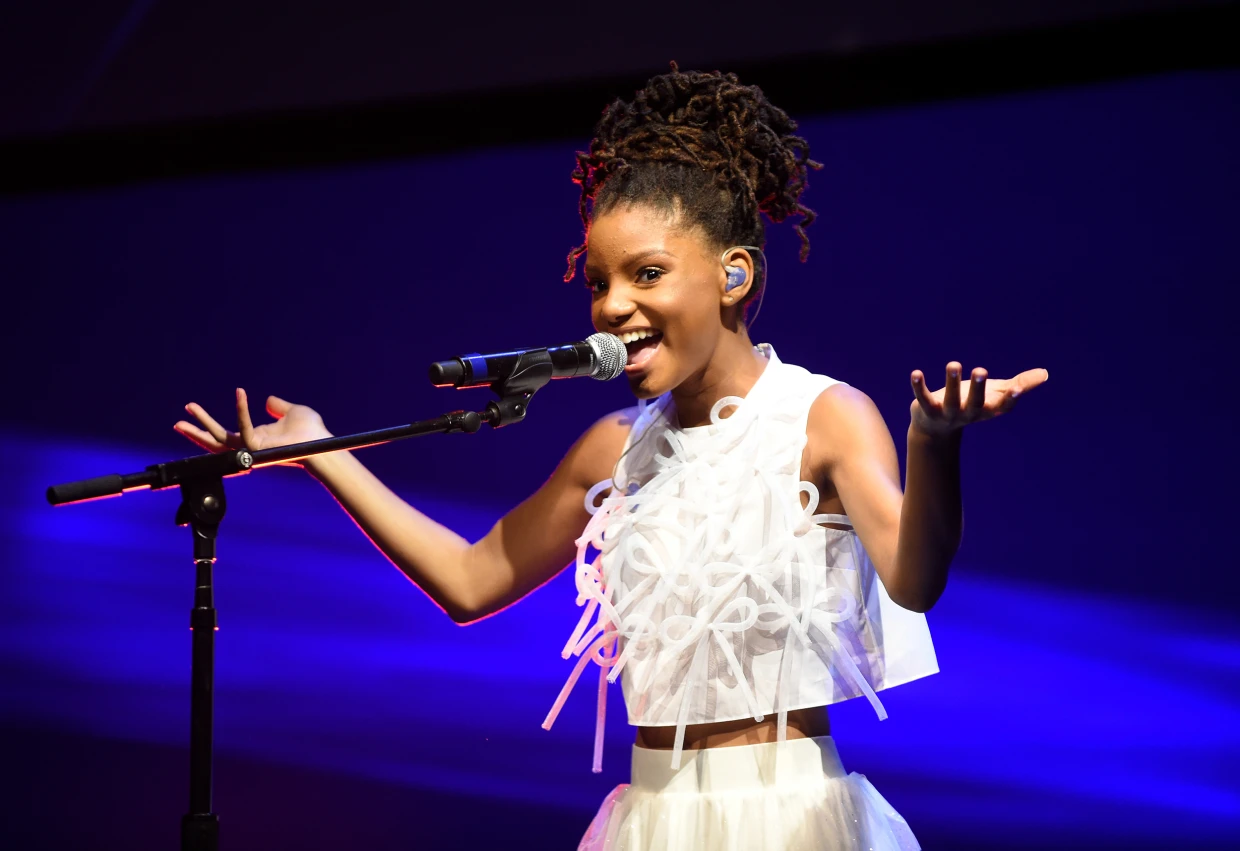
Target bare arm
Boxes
[176,389,635,624]
[306,410,633,623]
[809,362,1048,613]
[808,385,922,609]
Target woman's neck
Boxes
[670,332,768,428]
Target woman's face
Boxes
[584,204,727,399]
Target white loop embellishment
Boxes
[545,357,897,772]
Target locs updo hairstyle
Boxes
[564,62,822,313]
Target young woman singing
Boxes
[176,64,1047,850]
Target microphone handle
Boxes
[429,341,596,388]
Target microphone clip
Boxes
[483,349,555,428]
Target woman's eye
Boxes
[638,267,664,284]
[585,280,607,294]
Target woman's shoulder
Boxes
[804,379,894,473]
[765,357,861,412]
[584,405,642,443]
[564,405,642,490]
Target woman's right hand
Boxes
[174,388,331,455]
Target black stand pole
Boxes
[45,351,560,850]
[178,478,225,851]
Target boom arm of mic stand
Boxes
[48,349,558,505]
[46,410,485,506]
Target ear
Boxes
[719,246,756,307]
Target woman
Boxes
[176,64,1046,850]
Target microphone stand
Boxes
[45,356,558,851]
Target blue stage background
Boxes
[3,69,1238,849]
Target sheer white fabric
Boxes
[579,736,922,851]
[543,346,938,771]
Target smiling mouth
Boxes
[621,330,663,371]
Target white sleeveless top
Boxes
[542,345,938,771]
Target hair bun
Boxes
[566,62,822,283]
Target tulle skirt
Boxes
[578,736,920,851]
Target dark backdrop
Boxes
[4,69,1236,612]
[2,68,1238,850]
[0,0,1226,139]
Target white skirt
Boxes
[578,736,921,851]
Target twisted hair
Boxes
[564,61,822,293]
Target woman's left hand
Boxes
[909,362,1048,437]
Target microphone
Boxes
[429,332,627,388]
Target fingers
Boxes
[997,367,1048,412]
[267,395,293,419]
[910,369,938,414]
[174,420,227,453]
[179,389,276,453]
[235,388,256,447]
[1000,383,1022,412]
[1014,367,1050,392]
[967,367,988,414]
[185,402,237,447]
[943,362,962,413]
[910,362,1041,428]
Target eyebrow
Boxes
[584,248,677,279]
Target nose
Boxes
[597,283,636,329]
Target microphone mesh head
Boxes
[586,332,627,380]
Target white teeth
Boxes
[620,329,659,344]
